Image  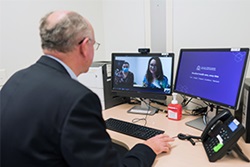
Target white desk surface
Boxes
[103,103,250,167]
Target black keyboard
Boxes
[105,118,164,140]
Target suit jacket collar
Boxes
[37,56,70,77]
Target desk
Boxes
[103,104,250,167]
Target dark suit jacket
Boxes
[0,56,156,167]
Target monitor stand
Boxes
[185,106,218,131]
[127,99,158,115]
[185,116,207,131]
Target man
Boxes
[114,61,134,88]
[0,10,174,167]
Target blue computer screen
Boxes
[174,48,249,109]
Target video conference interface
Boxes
[112,53,174,96]
[174,49,249,108]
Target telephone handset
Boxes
[201,109,250,162]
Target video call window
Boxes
[111,53,174,100]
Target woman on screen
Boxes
[143,57,169,89]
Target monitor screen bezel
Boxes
[111,52,174,100]
[173,48,249,110]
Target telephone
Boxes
[201,109,250,162]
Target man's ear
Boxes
[79,38,89,58]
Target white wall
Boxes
[0,0,147,84]
[1,0,250,85]
[173,0,250,76]
[0,0,105,81]
[102,0,146,57]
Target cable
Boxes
[131,98,167,125]
[150,99,168,107]
[131,98,151,126]
[132,117,147,126]
[191,106,208,116]
[181,96,193,107]
[177,133,201,145]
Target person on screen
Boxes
[1,10,174,167]
[143,57,169,89]
[114,61,134,88]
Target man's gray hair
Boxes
[39,11,91,53]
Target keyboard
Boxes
[105,118,164,140]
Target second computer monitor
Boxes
[174,48,249,130]
[174,48,249,110]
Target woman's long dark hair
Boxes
[146,57,164,83]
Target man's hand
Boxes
[144,134,175,155]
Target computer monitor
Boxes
[111,52,174,114]
[174,48,249,130]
